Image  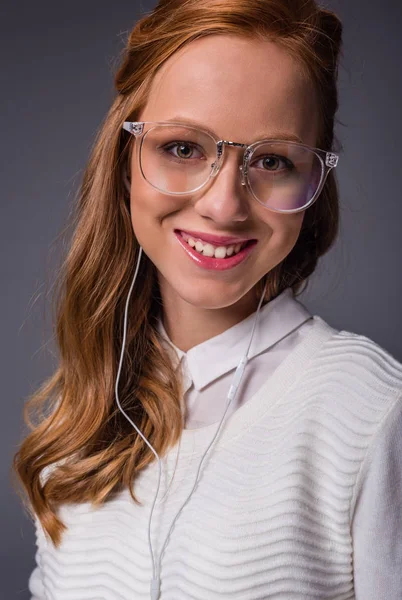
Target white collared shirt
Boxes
[157,287,315,429]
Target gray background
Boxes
[2,0,402,597]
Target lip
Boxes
[174,231,257,271]
[175,228,254,246]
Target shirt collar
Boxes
[157,287,313,391]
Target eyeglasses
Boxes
[122,121,339,214]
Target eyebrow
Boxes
[163,115,304,145]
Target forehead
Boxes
[139,34,318,145]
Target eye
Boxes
[162,141,204,161]
[251,154,295,172]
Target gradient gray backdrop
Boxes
[2,1,402,597]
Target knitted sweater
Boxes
[28,312,402,599]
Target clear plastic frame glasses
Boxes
[122,121,339,214]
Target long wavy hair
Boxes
[12,0,343,547]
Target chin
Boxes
[161,275,256,310]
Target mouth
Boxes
[175,229,256,260]
[174,229,258,271]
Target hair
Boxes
[12,0,343,547]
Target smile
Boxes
[174,230,257,271]
[180,231,248,259]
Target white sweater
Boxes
[28,290,402,599]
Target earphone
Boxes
[115,237,267,600]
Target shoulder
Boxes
[292,319,402,495]
[300,317,402,448]
[314,318,402,404]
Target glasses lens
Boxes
[248,142,323,210]
[140,125,215,194]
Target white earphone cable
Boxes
[114,246,267,599]
[114,246,162,586]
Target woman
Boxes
[13,0,402,598]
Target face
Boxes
[128,34,319,312]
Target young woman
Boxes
[13,0,402,599]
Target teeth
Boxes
[181,232,247,258]
[214,246,227,259]
[202,243,215,257]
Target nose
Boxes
[192,147,250,224]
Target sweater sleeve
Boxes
[351,393,402,599]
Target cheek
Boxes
[283,212,305,243]
[258,211,305,264]
[129,180,189,259]
[260,210,304,242]
[129,146,178,216]
[129,154,189,221]
[129,181,176,227]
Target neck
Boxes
[158,276,262,352]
